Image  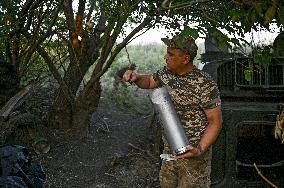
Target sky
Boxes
[125,26,281,69]
[127,29,167,45]
[127,26,280,46]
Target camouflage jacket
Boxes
[153,66,221,150]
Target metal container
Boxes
[149,87,189,155]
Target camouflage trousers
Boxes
[159,150,211,188]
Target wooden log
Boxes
[0,85,33,118]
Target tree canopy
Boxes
[161,0,283,47]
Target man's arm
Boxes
[123,70,158,89]
[198,106,223,153]
[176,106,222,158]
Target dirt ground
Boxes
[34,96,161,188]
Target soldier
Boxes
[123,34,223,188]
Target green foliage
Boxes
[252,46,272,68]
[180,27,199,40]
[20,55,50,85]
[124,44,166,73]
[244,68,253,81]
[101,43,165,113]
[103,86,152,115]
[165,0,283,56]
[104,43,165,78]
[0,0,61,87]
[243,45,272,81]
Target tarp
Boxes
[0,145,45,188]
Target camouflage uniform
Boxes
[153,66,221,188]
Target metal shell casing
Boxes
[149,87,189,155]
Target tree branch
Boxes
[100,16,152,75]
[21,30,75,108]
[7,0,43,68]
[86,0,96,22]
[77,0,86,18]
[162,0,211,10]
[62,0,74,33]
[36,45,75,107]
[81,15,152,98]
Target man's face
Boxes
[164,47,189,73]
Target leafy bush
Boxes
[103,86,152,115]
[101,43,165,113]
[20,54,50,86]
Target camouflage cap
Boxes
[161,35,198,60]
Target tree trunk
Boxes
[48,88,73,129]
[73,79,102,134]
[48,77,102,137]
[47,41,99,130]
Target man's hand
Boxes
[123,70,138,83]
[275,104,284,144]
[174,145,203,159]
[123,70,158,89]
